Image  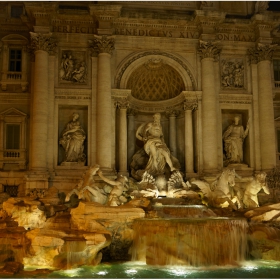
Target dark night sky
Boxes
[268,1,280,11]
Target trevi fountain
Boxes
[1,1,280,278]
[0,112,280,278]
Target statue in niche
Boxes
[223,116,249,165]
[59,113,86,164]
[221,60,244,88]
[136,113,178,176]
[59,52,87,83]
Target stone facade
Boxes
[0,1,280,194]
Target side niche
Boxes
[58,106,88,166]
[220,58,245,90]
[221,110,250,168]
[59,50,87,84]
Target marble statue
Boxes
[223,116,249,165]
[97,169,129,206]
[235,172,270,208]
[65,164,108,204]
[59,113,86,164]
[191,169,241,210]
[135,113,177,176]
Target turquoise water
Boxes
[19,260,280,279]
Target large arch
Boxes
[114,50,197,92]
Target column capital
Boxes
[29,32,57,55]
[248,43,277,64]
[89,35,115,55]
[183,100,198,111]
[198,40,221,61]
[165,109,180,118]
[127,108,137,116]
[115,99,129,110]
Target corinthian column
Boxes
[89,35,115,170]
[250,44,277,171]
[127,108,136,169]
[166,110,178,158]
[29,32,56,172]
[198,41,221,174]
[184,100,197,175]
[116,100,129,176]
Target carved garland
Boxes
[115,50,196,90]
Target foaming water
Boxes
[19,260,280,279]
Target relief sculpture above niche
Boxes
[59,50,87,84]
[221,58,245,89]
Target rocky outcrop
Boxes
[71,201,145,261]
[3,197,46,230]
[245,203,280,261]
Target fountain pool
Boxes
[5,260,280,278]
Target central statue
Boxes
[135,113,177,176]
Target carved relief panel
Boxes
[220,58,245,90]
[59,50,87,84]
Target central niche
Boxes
[127,58,184,101]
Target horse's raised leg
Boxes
[232,196,242,209]
[65,189,79,202]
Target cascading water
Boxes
[132,217,248,267]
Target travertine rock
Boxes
[248,224,280,261]
[3,198,46,230]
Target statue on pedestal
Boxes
[59,113,86,164]
[223,116,249,165]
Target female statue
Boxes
[59,113,86,163]
[223,116,249,164]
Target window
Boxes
[6,124,20,149]
[273,60,280,81]
[0,108,27,170]
[9,49,22,72]
[11,5,23,18]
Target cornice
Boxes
[219,93,252,104]
[55,89,91,95]
[0,93,30,103]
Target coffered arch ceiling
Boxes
[115,51,197,102]
[127,58,184,101]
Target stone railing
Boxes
[7,71,22,80]
[275,81,280,88]
[1,71,28,91]
[3,149,21,158]
[0,149,27,170]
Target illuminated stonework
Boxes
[127,58,184,101]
